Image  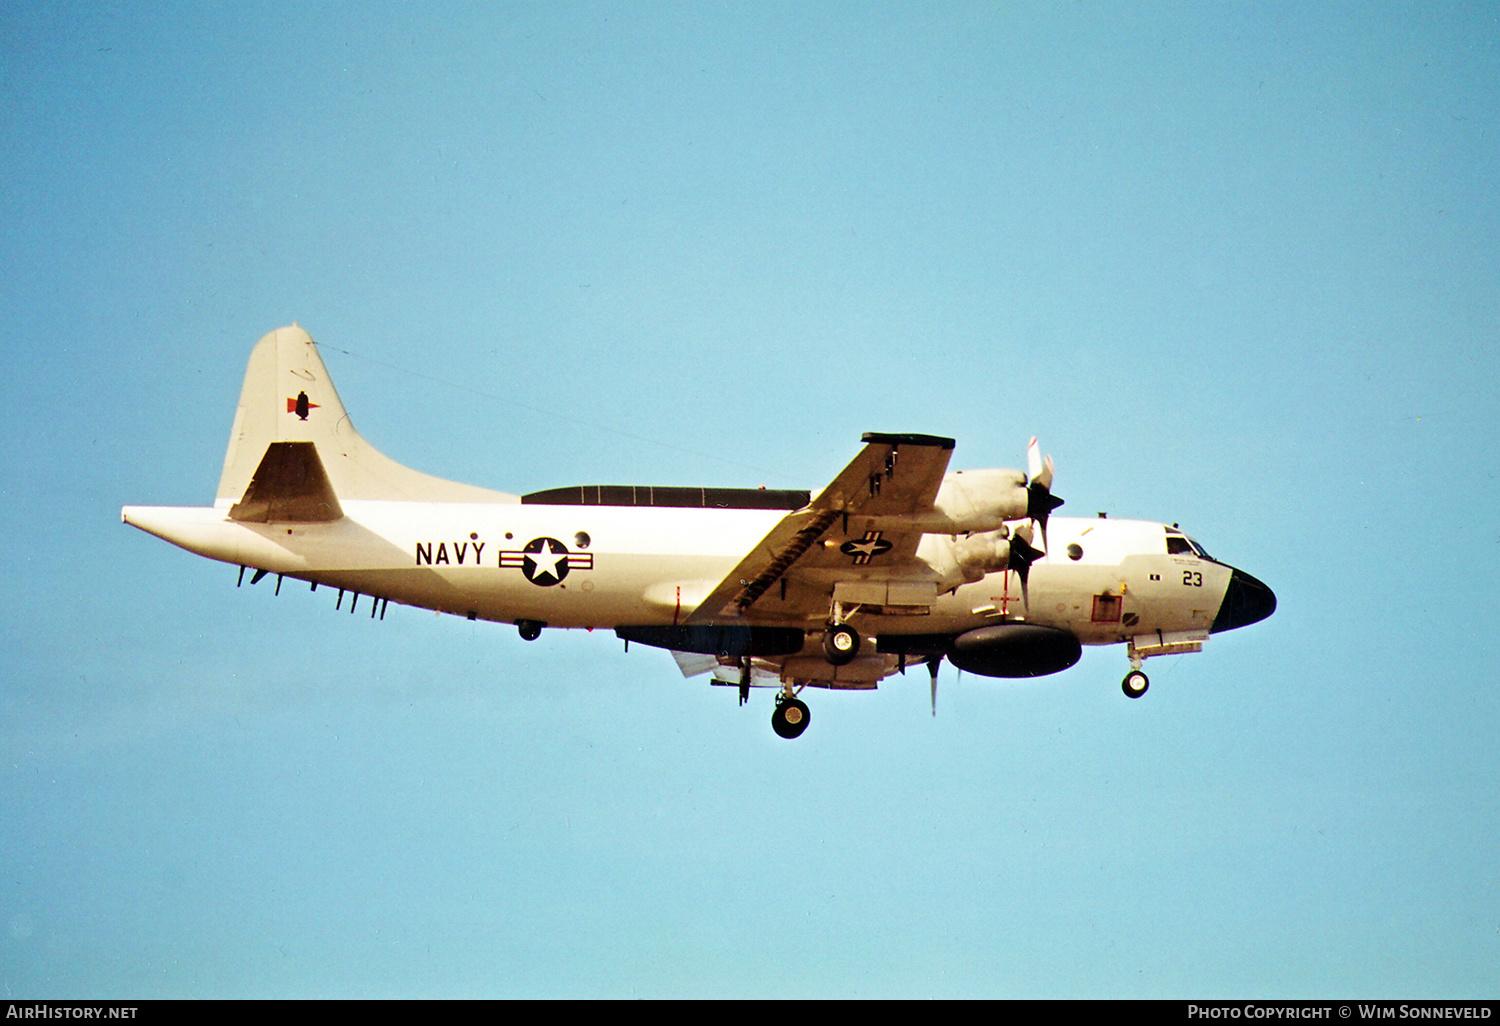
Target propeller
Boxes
[1025,436,1065,549]
[1007,521,1045,609]
[927,655,942,716]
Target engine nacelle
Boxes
[946,623,1082,678]
[927,469,1029,533]
[925,529,1015,591]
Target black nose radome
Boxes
[1211,568,1276,634]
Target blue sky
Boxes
[3,1,1498,998]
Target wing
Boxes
[687,433,955,624]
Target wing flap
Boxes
[670,650,719,678]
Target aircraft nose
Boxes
[1210,567,1276,634]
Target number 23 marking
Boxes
[1183,571,1203,587]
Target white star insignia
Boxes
[527,544,566,582]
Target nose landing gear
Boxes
[1122,639,1149,698]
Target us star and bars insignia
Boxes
[839,530,892,565]
[500,536,594,587]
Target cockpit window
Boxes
[1166,529,1216,562]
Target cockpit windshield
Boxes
[1165,530,1217,562]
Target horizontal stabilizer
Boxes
[229,442,344,523]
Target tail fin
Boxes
[216,325,517,508]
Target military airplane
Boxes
[122,325,1275,738]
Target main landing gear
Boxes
[774,619,857,737]
[771,687,811,739]
[822,622,860,665]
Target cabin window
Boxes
[1166,536,1193,555]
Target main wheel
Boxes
[1122,670,1149,698]
[771,697,811,739]
[822,624,860,665]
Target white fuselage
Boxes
[121,502,1229,644]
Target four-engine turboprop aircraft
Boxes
[122,325,1276,738]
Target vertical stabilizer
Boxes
[216,325,517,506]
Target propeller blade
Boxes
[1026,437,1050,491]
[1025,438,1064,547]
[927,655,942,716]
[1008,522,1045,608]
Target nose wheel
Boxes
[1121,639,1152,698]
[1122,669,1149,698]
[771,694,811,739]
